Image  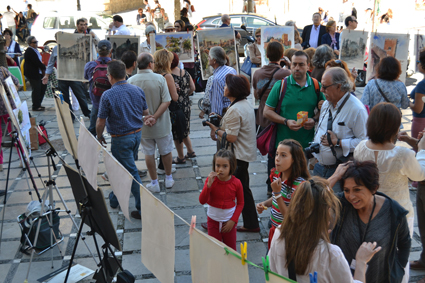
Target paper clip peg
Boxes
[189,215,196,235]
[309,271,318,283]
[240,242,247,265]
[262,255,270,281]
[59,92,64,104]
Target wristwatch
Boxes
[335,139,341,147]
[283,119,288,126]
[215,129,220,135]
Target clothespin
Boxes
[189,215,196,235]
[309,271,318,283]
[362,28,365,35]
[59,92,64,104]
[240,242,247,265]
[262,255,270,281]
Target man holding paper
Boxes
[263,50,324,195]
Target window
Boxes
[212,18,220,25]
[59,16,74,29]
[229,17,242,28]
[43,17,56,29]
[246,17,272,28]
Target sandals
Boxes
[185,152,197,159]
[172,157,186,164]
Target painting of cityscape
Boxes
[107,35,140,61]
[154,32,194,62]
[197,28,238,80]
[415,34,425,72]
[260,26,294,66]
[57,32,92,81]
[339,30,368,70]
[366,33,410,83]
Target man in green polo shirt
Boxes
[263,50,325,195]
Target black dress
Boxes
[171,70,191,141]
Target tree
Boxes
[174,0,180,21]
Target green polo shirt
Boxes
[265,74,325,148]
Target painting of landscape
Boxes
[155,32,194,62]
[260,26,294,66]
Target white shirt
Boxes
[114,24,131,35]
[309,25,320,48]
[140,40,151,54]
[313,92,368,165]
[269,228,363,283]
[3,11,15,26]
[354,141,425,219]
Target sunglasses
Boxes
[31,41,38,44]
[256,35,261,38]
[322,83,338,91]
[334,59,344,68]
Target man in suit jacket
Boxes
[24,36,47,111]
[301,12,327,49]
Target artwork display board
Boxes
[57,32,92,81]
[414,34,425,72]
[260,26,294,66]
[106,35,141,60]
[153,32,194,62]
[339,30,368,70]
[366,33,410,83]
[197,28,238,80]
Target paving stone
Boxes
[174,207,207,226]
[123,232,141,252]
[166,192,203,208]
[175,248,191,272]
[169,179,199,193]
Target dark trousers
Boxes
[29,77,47,110]
[88,106,98,136]
[267,154,275,193]
[58,80,91,119]
[417,182,425,264]
[235,159,259,229]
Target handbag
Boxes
[240,55,258,77]
[256,78,288,156]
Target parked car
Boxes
[195,14,277,56]
[30,11,110,47]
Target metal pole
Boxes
[77,0,81,11]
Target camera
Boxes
[202,114,220,127]
[304,142,320,159]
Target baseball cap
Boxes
[145,25,157,36]
[98,40,112,51]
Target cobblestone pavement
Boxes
[1,77,425,282]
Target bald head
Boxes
[221,14,230,25]
[137,52,154,70]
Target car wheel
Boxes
[43,40,57,51]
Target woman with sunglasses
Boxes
[247,29,262,66]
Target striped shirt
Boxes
[270,170,305,227]
[210,65,237,116]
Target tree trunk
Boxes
[174,0,180,21]
[0,36,8,68]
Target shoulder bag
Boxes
[374,79,391,103]
[258,67,280,100]
[256,78,288,157]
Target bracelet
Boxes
[215,129,220,135]
[272,191,280,195]
[312,117,318,123]
[273,194,282,200]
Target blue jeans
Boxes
[313,163,342,193]
[109,131,142,213]
[88,106,98,136]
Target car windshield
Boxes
[246,17,272,28]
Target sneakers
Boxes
[146,182,160,193]
[102,173,109,182]
[165,179,175,189]
[138,170,147,178]
[157,167,176,175]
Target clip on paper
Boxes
[309,271,318,283]
[240,242,247,266]
[59,92,64,104]
[262,255,270,281]
[189,215,196,235]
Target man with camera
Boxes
[310,67,368,193]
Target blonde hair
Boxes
[153,49,173,74]
[326,20,336,33]
[279,177,341,275]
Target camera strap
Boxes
[325,94,351,162]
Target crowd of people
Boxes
[1,2,425,282]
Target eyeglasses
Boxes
[106,73,110,76]
[165,29,175,31]
[174,26,180,28]
[353,20,358,23]
[31,41,38,44]
[322,83,338,91]
[256,35,261,38]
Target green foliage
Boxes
[18,110,23,124]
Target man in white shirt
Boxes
[109,15,131,35]
[312,67,368,193]
[3,6,16,38]
[301,13,326,49]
